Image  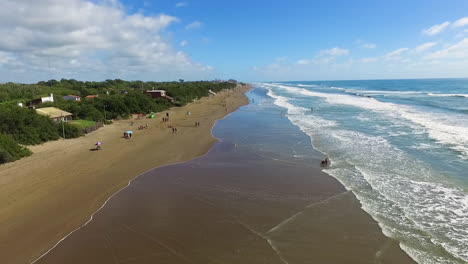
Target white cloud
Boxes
[426,38,468,59]
[319,47,349,56]
[0,51,14,64]
[175,2,188,8]
[422,21,450,36]
[360,57,378,63]
[413,42,437,52]
[180,40,188,47]
[363,43,376,49]
[453,17,468,28]
[185,21,203,30]
[383,48,409,59]
[0,0,211,81]
[296,59,311,65]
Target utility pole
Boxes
[61,112,65,139]
[103,104,107,124]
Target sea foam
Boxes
[262,83,468,263]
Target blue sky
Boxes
[1,0,468,82]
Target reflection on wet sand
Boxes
[36,143,415,264]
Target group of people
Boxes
[320,157,330,167]
[171,126,178,133]
[195,121,200,127]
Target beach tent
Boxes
[123,131,133,138]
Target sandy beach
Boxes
[33,142,415,264]
[0,85,250,263]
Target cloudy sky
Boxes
[0,0,468,82]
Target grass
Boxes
[69,119,96,128]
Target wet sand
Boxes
[35,142,416,264]
[0,85,250,263]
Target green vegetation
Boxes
[69,120,96,129]
[0,79,239,164]
[0,104,61,145]
[0,134,32,163]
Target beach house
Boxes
[26,93,54,108]
[63,95,81,101]
[144,89,175,103]
[144,89,166,98]
[35,107,73,122]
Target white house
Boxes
[26,93,54,108]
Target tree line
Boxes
[0,79,238,163]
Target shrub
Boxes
[0,133,32,163]
[0,104,60,145]
[0,149,12,164]
[59,123,83,139]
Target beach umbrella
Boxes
[125,131,133,134]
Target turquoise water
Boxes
[255,79,468,264]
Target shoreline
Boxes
[0,85,251,263]
[33,137,415,264]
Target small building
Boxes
[26,93,54,108]
[85,95,99,99]
[63,95,81,101]
[144,89,176,103]
[36,107,73,122]
[144,90,166,98]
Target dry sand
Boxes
[0,85,250,264]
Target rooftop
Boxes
[145,90,165,92]
[35,107,72,119]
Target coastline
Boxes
[0,85,251,263]
[32,87,415,264]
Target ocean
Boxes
[256,79,468,264]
